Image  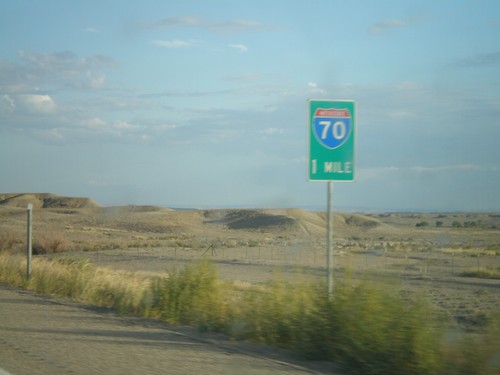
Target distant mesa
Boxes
[0,193,100,209]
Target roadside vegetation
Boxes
[32,231,71,254]
[459,267,500,280]
[0,229,21,252]
[0,252,498,375]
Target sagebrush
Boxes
[32,232,70,254]
[0,229,20,252]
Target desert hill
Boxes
[0,193,99,209]
[4,193,498,270]
[204,209,297,229]
[0,193,398,240]
[0,192,391,232]
[201,208,396,237]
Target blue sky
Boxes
[1,0,499,211]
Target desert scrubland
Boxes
[1,193,499,374]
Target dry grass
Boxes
[459,267,500,280]
[0,230,19,252]
[32,232,71,254]
[0,253,25,286]
[440,248,498,257]
[83,267,159,314]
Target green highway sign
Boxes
[308,99,355,181]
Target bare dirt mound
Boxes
[0,193,100,209]
[344,214,382,229]
[273,210,397,237]
[101,205,165,214]
[205,209,297,230]
[278,208,327,235]
[203,208,388,236]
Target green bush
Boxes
[147,260,231,331]
[442,318,500,375]
[228,276,444,375]
[230,276,318,347]
[326,283,442,374]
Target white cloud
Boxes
[262,128,284,135]
[149,15,279,34]
[82,118,140,133]
[452,51,500,68]
[360,164,500,181]
[307,82,327,95]
[388,110,415,118]
[153,123,177,131]
[409,164,500,173]
[224,73,262,83]
[82,117,107,128]
[18,50,116,72]
[45,128,64,141]
[229,44,249,52]
[0,94,16,113]
[4,50,117,91]
[112,120,139,130]
[151,39,197,48]
[83,27,100,33]
[87,72,106,88]
[17,94,56,114]
[368,17,421,35]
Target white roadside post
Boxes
[308,100,355,298]
[27,203,33,278]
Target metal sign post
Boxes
[327,181,334,297]
[27,204,33,278]
[308,100,355,298]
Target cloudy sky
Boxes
[1,0,499,211]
